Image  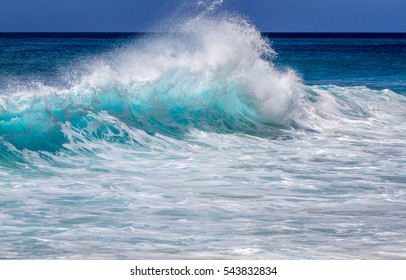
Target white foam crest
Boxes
[71,14,303,126]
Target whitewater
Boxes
[1,13,406,259]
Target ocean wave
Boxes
[2,5,406,259]
[0,14,301,153]
[1,15,405,157]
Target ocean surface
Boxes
[1,17,406,259]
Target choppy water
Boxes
[1,14,406,259]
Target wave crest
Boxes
[0,14,302,152]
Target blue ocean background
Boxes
[1,16,405,259]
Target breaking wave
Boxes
[0,14,302,153]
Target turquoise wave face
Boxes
[0,74,279,153]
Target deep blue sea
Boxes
[1,17,406,259]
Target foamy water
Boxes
[1,9,406,259]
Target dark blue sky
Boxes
[1,0,405,32]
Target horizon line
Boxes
[1,31,406,39]
[0,31,405,33]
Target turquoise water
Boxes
[1,16,406,259]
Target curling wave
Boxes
[0,15,302,152]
